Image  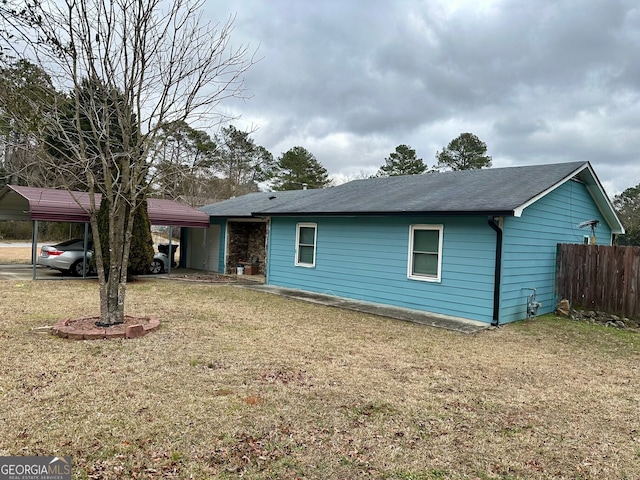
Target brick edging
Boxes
[51,315,160,340]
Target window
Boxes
[295,223,317,267]
[408,224,443,282]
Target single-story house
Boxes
[190,162,624,325]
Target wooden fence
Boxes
[556,244,640,320]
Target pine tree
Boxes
[435,133,492,171]
[375,145,427,177]
[272,146,331,190]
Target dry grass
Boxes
[0,278,639,479]
[0,246,33,264]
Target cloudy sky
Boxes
[204,0,640,196]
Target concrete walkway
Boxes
[240,284,490,334]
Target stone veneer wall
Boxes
[226,222,267,274]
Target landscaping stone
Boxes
[556,299,570,316]
[556,299,638,330]
[126,324,145,338]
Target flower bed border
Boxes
[51,315,160,340]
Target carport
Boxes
[0,185,210,279]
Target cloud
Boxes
[205,0,640,196]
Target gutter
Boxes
[487,216,503,327]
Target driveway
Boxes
[0,264,79,281]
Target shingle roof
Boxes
[199,190,322,218]
[255,162,590,216]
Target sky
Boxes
[203,0,640,197]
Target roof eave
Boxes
[512,162,625,234]
[252,210,516,217]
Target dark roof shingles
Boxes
[256,162,587,215]
[199,190,322,217]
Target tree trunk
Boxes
[95,188,137,326]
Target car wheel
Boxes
[149,259,164,274]
[70,259,89,277]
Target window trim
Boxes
[407,224,443,282]
[295,222,317,267]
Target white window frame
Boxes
[295,222,317,267]
[407,224,443,282]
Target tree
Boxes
[213,125,275,198]
[272,146,331,190]
[375,144,427,177]
[45,77,132,190]
[47,77,154,280]
[435,133,492,171]
[614,184,640,246]
[95,196,155,278]
[150,120,218,206]
[0,59,59,186]
[5,0,254,325]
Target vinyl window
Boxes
[408,224,443,282]
[295,223,317,267]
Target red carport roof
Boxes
[1,185,210,228]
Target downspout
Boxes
[487,216,503,327]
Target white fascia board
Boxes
[512,162,625,235]
[512,163,589,217]
[581,164,625,234]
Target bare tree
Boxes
[4,0,254,325]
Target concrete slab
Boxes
[0,264,71,281]
[240,284,490,334]
[0,265,212,282]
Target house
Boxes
[191,162,623,325]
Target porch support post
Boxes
[82,222,89,278]
[32,220,38,280]
[202,228,207,271]
[168,226,173,275]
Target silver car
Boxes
[38,238,93,276]
[38,238,171,276]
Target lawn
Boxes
[0,278,639,479]
[0,246,33,264]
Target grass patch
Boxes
[510,314,640,357]
[0,246,33,264]
[0,279,639,479]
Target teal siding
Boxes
[210,219,227,272]
[500,179,612,323]
[267,216,497,322]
